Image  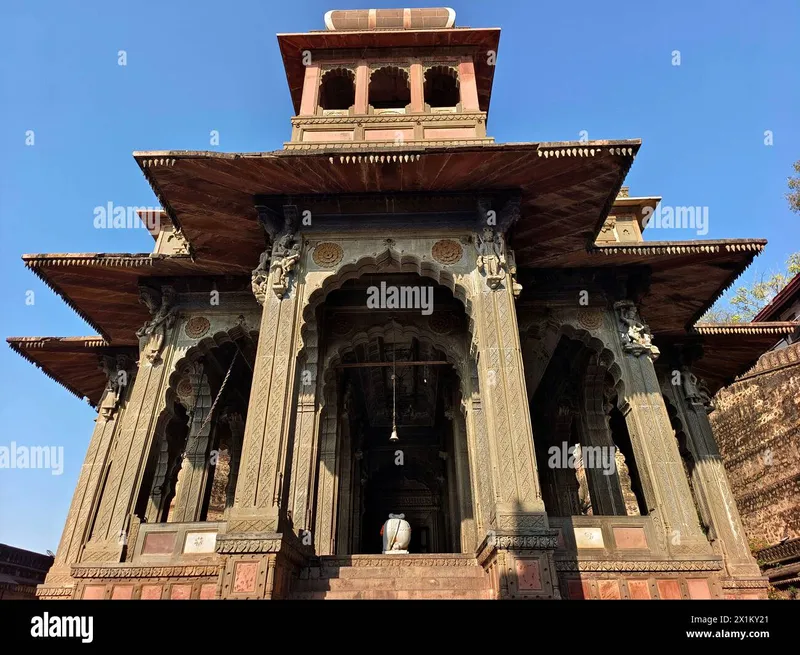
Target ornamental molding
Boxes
[322,556,477,568]
[36,586,74,597]
[720,578,770,590]
[292,112,487,126]
[592,242,765,256]
[71,565,221,579]
[554,559,724,573]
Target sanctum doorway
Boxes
[315,273,476,555]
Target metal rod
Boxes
[334,360,449,369]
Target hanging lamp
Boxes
[389,321,399,442]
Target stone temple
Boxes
[10,7,797,600]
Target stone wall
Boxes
[710,342,800,548]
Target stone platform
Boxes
[291,554,491,600]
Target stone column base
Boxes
[476,529,561,599]
[216,531,311,599]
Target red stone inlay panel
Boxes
[141,531,176,555]
[613,526,648,549]
[687,578,712,599]
[514,558,542,591]
[567,579,591,600]
[233,561,259,594]
[598,579,621,600]
[627,580,651,599]
[82,585,105,600]
[111,585,133,600]
[657,579,682,600]
[199,583,217,600]
[141,585,162,600]
[170,584,192,600]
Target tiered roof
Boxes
[8,8,795,403]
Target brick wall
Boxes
[710,342,800,548]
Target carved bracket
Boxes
[136,285,177,365]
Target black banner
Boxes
[2,599,792,648]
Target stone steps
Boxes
[291,554,491,600]
[292,589,491,600]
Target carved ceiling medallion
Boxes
[313,242,344,268]
[184,316,211,339]
[431,239,463,265]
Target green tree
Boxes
[788,160,800,214]
[701,252,800,323]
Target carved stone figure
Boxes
[475,228,506,289]
[614,300,660,360]
[381,513,411,554]
[270,234,301,299]
[251,248,271,304]
[97,354,133,421]
[136,286,177,365]
[682,366,715,412]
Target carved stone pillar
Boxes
[230,213,304,534]
[471,208,559,599]
[458,57,480,111]
[410,59,424,112]
[299,64,321,116]
[354,60,369,114]
[288,349,322,537]
[315,384,339,556]
[662,354,764,594]
[169,363,214,523]
[219,210,310,598]
[449,406,477,553]
[82,286,178,563]
[39,356,134,597]
[223,411,245,511]
[462,366,493,537]
[611,301,711,556]
[578,355,627,516]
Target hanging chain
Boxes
[198,351,238,434]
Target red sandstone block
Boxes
[111,585,133,600]
[598,580,621,600]
[627,580,651,599]
[141,584,162,600]
[656,579,682,600]
[687,578,711,599]
[233,561,259,594]
[199,583,217,600]
[170,584,192,600]
[614,527,648,549]
[82,585,105,600]
[567,579,591,599]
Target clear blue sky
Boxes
[1,0,798,553]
